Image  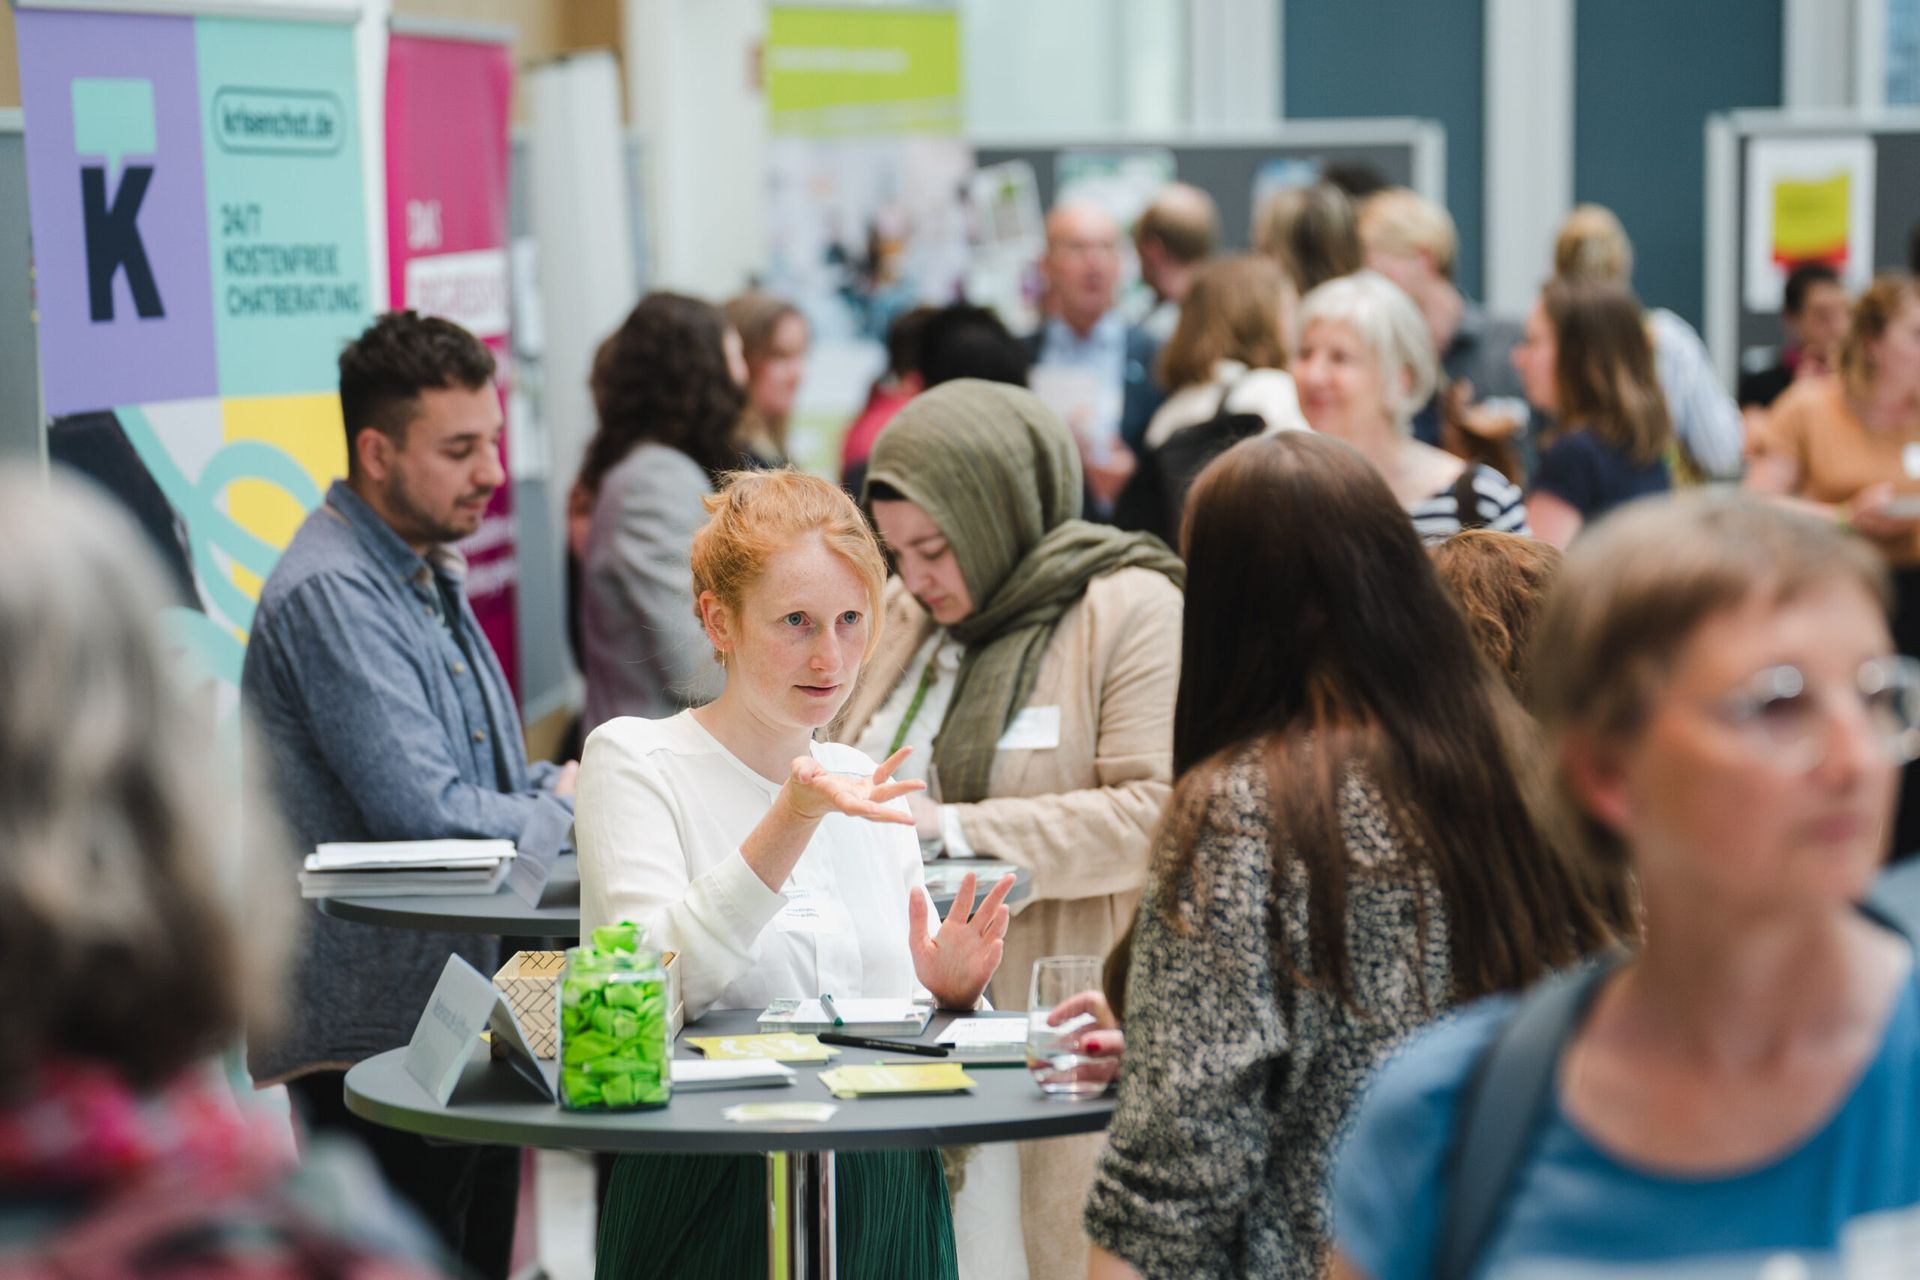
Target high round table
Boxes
[346,1007,1110,1279]
[315,856,1033,938]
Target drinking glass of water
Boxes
[1027,955,1107,1099]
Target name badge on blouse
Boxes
[775,885,839,934]
[996,705,1062,751]
[1904,443,1920,479]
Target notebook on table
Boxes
[757,998,933,1036]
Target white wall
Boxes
[624,0,767,296]
[959,0,1184,136]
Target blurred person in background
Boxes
[724,290,810,467]
[1332,494,1920,1279]
[920,302,1034,390]
[1359,187,1530,456]
[1082,433,1623,1280]
[1428,529,1564,697]
[1131,182,1221,343]
[1025,201,1167,517]
[1121,253,1307,541]
[1553,204,1743,482]
[1748,273,1920,859]
[1296,272,1529,540]
[841,306,935,498]
[835,380,1184,1280]
[1739,261,1852,422]
[573,293,746,735]
[1512,278,1673,547]
[0,469,447,1275]
[1254,182,1363,296]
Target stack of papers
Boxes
[818,1063,976,1098]
[299,839,516,899]
[758,999,932,1035]
[671,1059,796,1092]
[936,1016,1030,1064]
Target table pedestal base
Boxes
[767,1149,835,1279]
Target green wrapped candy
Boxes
[562,1030,618,1067]
[557,924,671,1112]
[590,922,640,955]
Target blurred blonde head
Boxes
[0,469,294,1097]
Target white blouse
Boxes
[575,710,931,1019]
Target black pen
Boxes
[818,1032,949,1058]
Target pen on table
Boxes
[819,1032,948,1058]
[818,993,844,1027]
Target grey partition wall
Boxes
[973,119,1445,252]
[1705,108,1920,386]
[0,111,44,465]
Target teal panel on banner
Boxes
[196,18,369,398]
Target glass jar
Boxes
[557,943,672,1111]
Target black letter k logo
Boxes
[81,165,164,322]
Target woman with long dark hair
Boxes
[573,292,747,734]
[1512,277,1673,546]
[1081,432,1625,1280]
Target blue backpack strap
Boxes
[1433,952,1626,1280]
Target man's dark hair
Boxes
[338,311,496,468]
[919,304,1031,388]
[1783,261,1841,316]
[1907,220,1920,275]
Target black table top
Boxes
[315,857,1033,939]
[343,1006,1112,1154]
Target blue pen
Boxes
[819,993,845,1027]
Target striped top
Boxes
[1408,463,1529,542]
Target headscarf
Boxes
[863,380,1185,801]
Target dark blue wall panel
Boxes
[1284,0,1485,301]
[1574,0,1781,328]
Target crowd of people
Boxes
[8,167,1920,1280]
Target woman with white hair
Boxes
[1294,271,1528,539]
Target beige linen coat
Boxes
[831,563,1181,1280]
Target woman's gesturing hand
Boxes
[908,871,1016,1009]
[781,746,923,825]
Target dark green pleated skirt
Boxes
[595,1148,957,1279]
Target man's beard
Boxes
[384,474,490,548]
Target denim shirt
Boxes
[242,480,570,1081]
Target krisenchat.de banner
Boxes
[18,4,372,699]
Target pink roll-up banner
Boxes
[385,31,520,696]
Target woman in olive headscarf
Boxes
[832,379,1185,1280]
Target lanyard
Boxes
[888,645,947,758]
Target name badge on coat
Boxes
[774,885,839,934]
[996,705,1062,751]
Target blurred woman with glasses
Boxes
[1331,492,1920,1280]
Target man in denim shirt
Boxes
[243,312,575,1279]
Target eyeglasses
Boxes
[1707,655,1920,773]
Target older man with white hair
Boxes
[1023,200,1168,517]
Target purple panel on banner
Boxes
[18,9,219,415]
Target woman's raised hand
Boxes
[908,870,1016,1009]
[781,745,923,826]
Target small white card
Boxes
[1904,443,1920,479]
[404,954,553,1106]
[996,705,1061,751]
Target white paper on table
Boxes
[937,1016,1030,1048]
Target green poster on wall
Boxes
[765,6,961,138]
